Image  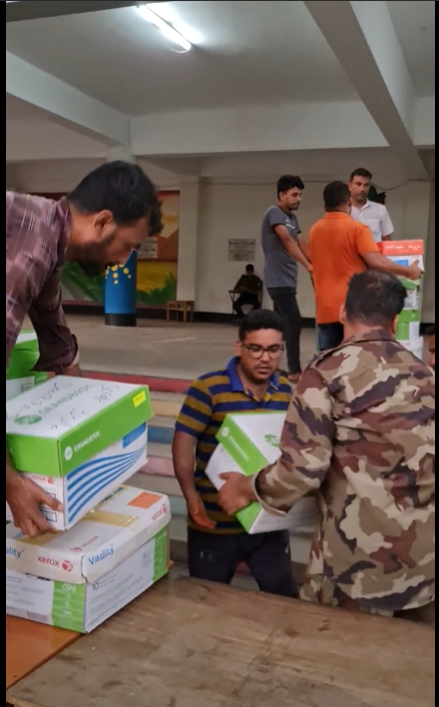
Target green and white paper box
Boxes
[396,308,421,341]
[6,376,153,531]
[206,413,319,534]
[6,485,170,583]
[400,337,424,361]
[6,527,169,633]
[6,331,48,401]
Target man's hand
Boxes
[186,492,216,530]
[218,472,256,515]
[6,471,63,538]
[407,260,423,281]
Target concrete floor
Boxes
[62,315,318,379]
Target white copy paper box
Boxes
[6,376,152,530]
[6,485,171,583]
[206,412,319,534]
[6,527,169,634]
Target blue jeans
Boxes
[188,528,298,598]
[318,322,344,352]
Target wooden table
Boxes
[166,300,195,323]
[6,577,435,707]
[6,616,79,692]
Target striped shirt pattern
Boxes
[6,192,78,375]
[175,358,292,534]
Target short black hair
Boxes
[277,175,305,197]
[239,309,284,342]
[324,181,351,211]
[350,167,373,182]
[69,161,162,235]
[345,270,407,327]
[426,325,435,337]
[245,264,255,272]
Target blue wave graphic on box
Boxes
[123,423,147,448]
[66,446,146,524]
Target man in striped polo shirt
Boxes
[173,310,297,597]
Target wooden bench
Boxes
[6,576,435,707]
[6,616,79,692]
[166,300,195,323]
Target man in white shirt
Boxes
[349,168,394,243]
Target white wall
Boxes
[195,177,426,318]
[7,158,435,321]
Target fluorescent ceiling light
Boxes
[137,4,192,52]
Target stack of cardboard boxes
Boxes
[380,240,425,361]
[6,375,171,633]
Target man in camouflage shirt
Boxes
[219,270,435,623]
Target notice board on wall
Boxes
[228,239,256,263]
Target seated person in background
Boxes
[219,271,436,625]
[308,181,422,352]
[427,325,435,369]
[232,265,262,319]
[172,310,297,598]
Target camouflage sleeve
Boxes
[254,367,334,513]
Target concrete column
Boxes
[401,181,433,323]
[176,178,200,304]
[104,146,138,327]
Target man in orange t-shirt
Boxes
[308,182,422,351]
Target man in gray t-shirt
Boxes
[261,176,312,382]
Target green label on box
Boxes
[218,417,268,476]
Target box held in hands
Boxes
[206,412,319,534]
[6,377,153,530]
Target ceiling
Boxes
[7,0,359,115]
[387,0,435,98]
[5,1,435,117]
[6,94,48,119]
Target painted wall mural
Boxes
[60,190,180,307]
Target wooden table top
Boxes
[6,616,79,691]
[6,577,435,707]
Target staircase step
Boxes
[148,416,175,445]
[147,442,172,460]
[142,456,174,477]
[130,471,182,498]
[150,399,182,418]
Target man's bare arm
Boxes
[273,225,313,272]
[172,430,215,530]
[172,431,198,502]
[363,252,422,281]
[298,233,312,263]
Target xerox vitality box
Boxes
[6,376,153,530]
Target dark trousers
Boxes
[233,292,261,318]
[268,288,302,375]
[318,322,344,352]
[188,528,298,598]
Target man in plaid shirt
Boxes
[6,161,161,537]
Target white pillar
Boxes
[401,181,433,323]
[176,178,200,303]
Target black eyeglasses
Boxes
[242,344,285,360]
